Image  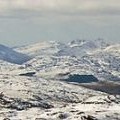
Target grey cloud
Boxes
[0,0,120,19]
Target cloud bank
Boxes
[0,0,120,17]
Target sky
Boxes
[0,0,120,46]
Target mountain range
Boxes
[0,39,120,120]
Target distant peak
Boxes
[0,44,31,64]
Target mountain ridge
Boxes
[0,44,31,64]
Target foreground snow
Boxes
[0,73,120,120]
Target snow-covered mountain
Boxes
[0,44,31,64]
[14,39,120,80]
[0,39,120,120]
[16,39,110,57]
[56,39,110,57]
[1,39,119,81]
[15,41,59,56]
[14,39,119,81]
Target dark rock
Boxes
[0,92,4,98]
[3,118,10,120]
[58,113,69,119]
[76,111,85,115]
[81,115,98,120]
[7,98,54,111]
[8,100,32,111]
[35,118,47,120]
[31,101,54,109]
[19,72,36,77]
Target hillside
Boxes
[0,40,120,120]
[0,44,31,64]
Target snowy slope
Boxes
[16,39,110,57]
[15,41,59,56]
[0,44,31,64]
[0,40,119,81]
[56,39,110,57]
[0,40,120,120]
[0,62,120,120]
[13,39,120,81]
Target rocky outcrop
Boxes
[0,93,53,111]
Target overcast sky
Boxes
[0,0,120,46]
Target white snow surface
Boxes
[0,39,120,119]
